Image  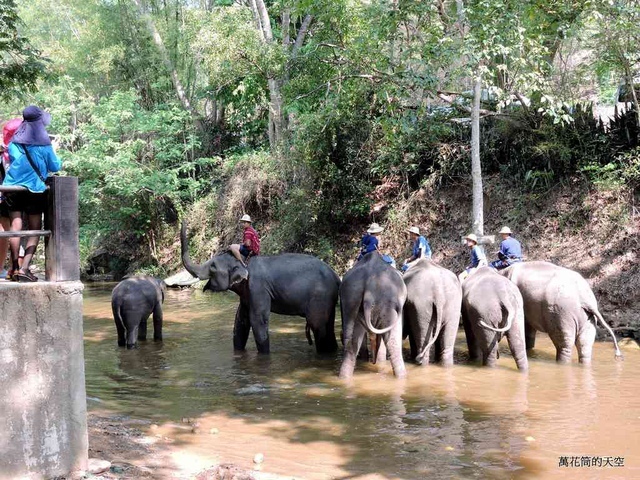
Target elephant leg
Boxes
[138,316,148,341]
[339,322,366,379]
[153,306,163,341]
[126,324,139,349]
[385,321,406,378]
[113,310,126,347]
[250,296,271,354]
[462,309,480,362]
[438,315,459,367]
[576,322,596,365]
[525,322,537,350]
[482,334,500,367]
[233,303,251,351]
[375,338,387,363]
[553,338,574,363]
[506,329,528,371]
[309,309,338,355]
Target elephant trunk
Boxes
[181,221,211,280]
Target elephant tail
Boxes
[305,323,313,345]
[112,300,128,335]
[415,304,440,365]
[363,302,397,335]
[479,303,513,333]
[589,308,623,360]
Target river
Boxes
[82,283,639,479]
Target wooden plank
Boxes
[0,230,51,238]
[44,177,80,282]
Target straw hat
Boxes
[239,214,252,223]
[367,223,384,234]
[498,226,512,235]
[407,226,420,235]
[465,233,478,244]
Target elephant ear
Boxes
[229,265,249,287]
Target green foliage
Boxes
[0,0,46,99]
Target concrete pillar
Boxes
[0,282,87,479]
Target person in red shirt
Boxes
[0,118,22,279]
[230,214,260,264]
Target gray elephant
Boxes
[500,261,622,363]
[403,259,462,366]
[181,222,339,354]
[461,267,528,370]
[339,252,407,379]
[111,276,166,349]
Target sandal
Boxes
[14,270,38,283]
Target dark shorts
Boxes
[239,245,251,257]
[3,191,48,215]
[0,197,9,218]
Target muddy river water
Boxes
[82,283,639,479]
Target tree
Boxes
[0,0,46,100]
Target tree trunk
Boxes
[625,66,640,129]
[471,74,484,237]
[132,0,199,124]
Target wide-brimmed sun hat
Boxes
[239,214,252,223]
[11,105,52,146]
[367,223,384,234]
[465,233,478,244]
[499,226,512,235]
[407,226,420,235]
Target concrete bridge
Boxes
[0,177,88,479]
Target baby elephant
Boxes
[339,252,407,379]
[462,268,528,371]
[112,276,166,349]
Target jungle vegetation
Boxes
[2,0,639,275]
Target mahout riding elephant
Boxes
[500,261,622,363]
[111,276,166,349]
[403,259,462,366]
[339,252,407,379]
[461,267,528,370]
[181,222,339,354]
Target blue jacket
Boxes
[413,236,432,259]
[4,143,61,193]
[469,245,486,268]
[357,234,379,260]
[499,236,522,260]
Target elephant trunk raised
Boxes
[181,221,212,280]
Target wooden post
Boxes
[45,177,80,282]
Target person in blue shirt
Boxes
[357,222,383,260]
[458,233,487,281]
[490,226,522,270]
[3,105,61,282]
[401,226,431,272]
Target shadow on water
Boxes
[82,284,639,480]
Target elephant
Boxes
[500,261,622,364]
[111,276,166,349]
[181,222,339,354]
[403,259,462,366]
[339,252,407,379]
[461,267,528,370]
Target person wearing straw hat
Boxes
[458,233,487,281]
[489,226,522,270]
[3,106,61,282]
[401,226,431,272]
[229,214,260,265]
[357,222,384,261]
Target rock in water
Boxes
[87,458,111,474]
[164,269,200,287]
[253,453,264,464]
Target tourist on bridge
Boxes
[458,233,487,281]
[0,118,22,280]
[401,226,431,272]
[489,226,522,270]
[2,106,61,282]
[230,214,260,265]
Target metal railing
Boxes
[0,176,79,282]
